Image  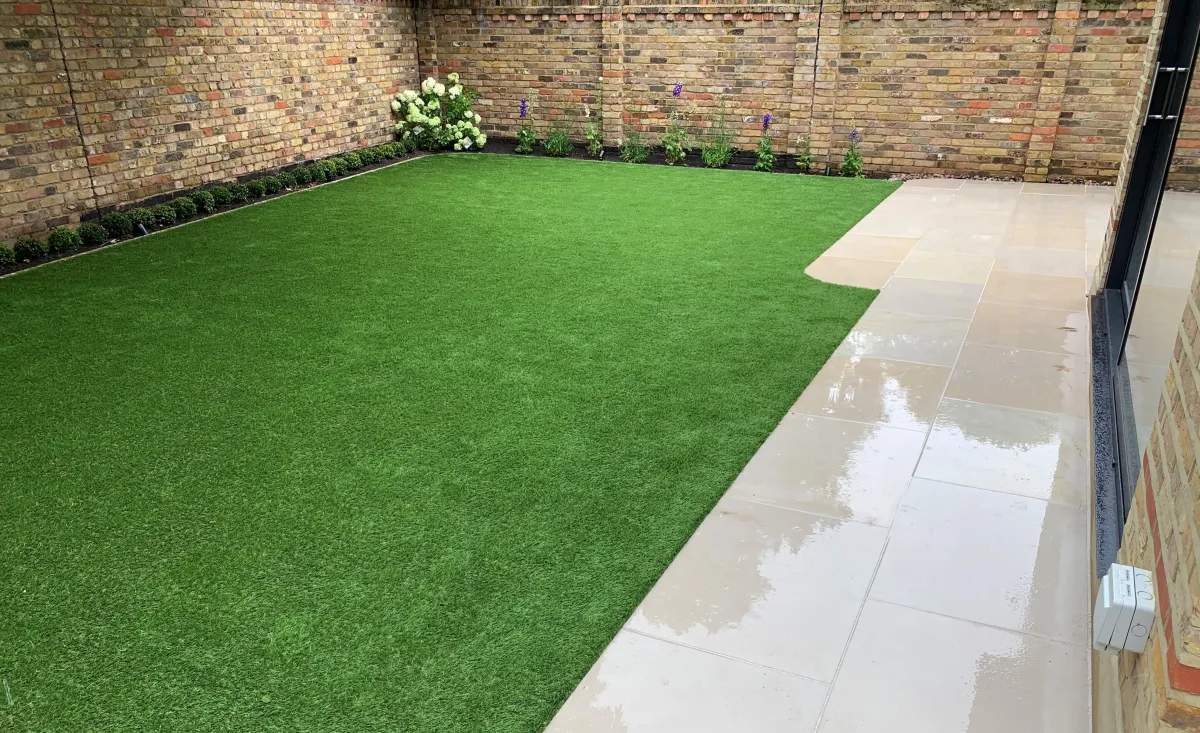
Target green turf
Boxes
[0,155,897,732]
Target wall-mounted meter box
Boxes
[1093,563,1156,655]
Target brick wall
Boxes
[1115,253,1200,732]
[5,0,1200,241]
[1,0,417,238]
[0,1,95,237]
[416,0,1175,183]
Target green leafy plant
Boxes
[344,152,363,170]
[360,148,379,165]
[227,183,249,204]
[277,171,296,190]
[661,82,691,165]
[842,128,865,178]
[796,135,814,173]
[331,158,349,177]
[172,197,198,219]
[13,237,47,262]
[262,175,282,195]
[702,91,734,169]
[129,208,156,230]
[78,222,108,248]
[620,128,649,164]
[210,186,232,206]
[392,73,486,151]
[151,203,177,227]
[190,190,216,214]
[100,210,133,238]
[0,242,14,267]
[313,161,333,182]
[246,179,266,198]
[47,226,81,254]
[583,104,604,158]
[292,167,312,185]
[543,124,573,157]
[753,114,775,172]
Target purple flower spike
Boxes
[672,82,683,98]
[520,98,528,119]
[762,113,772,131]
[849,128,861,143]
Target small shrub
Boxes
[277,171,296,190]
[309,164,328,183]
[360,148,379,165]
[47,226,82,253]
[516,98,536,154]
[129,208,157,231]
[0,242,14,267]
[151,203,177,227]
[292,166,312,185]
[78,222,108,248]
[661,81,690,166]
[13,237,47,262]
[382,142,401,158]
[702,93,734,169]
[228,182,249,204]
[246,179,266,198]
[543,125,573,157]
[171,196,198,219]
[210,186,232,206]
[331,157,349,177]
[100,210,134,238]
[262,175,282,195]
[753,115,775,173]
[344,152,363,170]
[620,128,649,164]
[796,135,814,173]
[190,190,216,214]
[842,128,865,178]
[585,109,603,158]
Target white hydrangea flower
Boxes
[407,103,421,118]
[391,99,402,113]
[454,141,463,151]
[476,134,486,146]
[473,112,481,123]
[434,83,446,97]
[422,77,437,93]
[426,99,439,111]
[448,85,462,98]
[448,72,460,84]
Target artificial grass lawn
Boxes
[0,155,897,732]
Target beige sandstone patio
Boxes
[546,178,1113,732]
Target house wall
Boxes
[1,0,418,238]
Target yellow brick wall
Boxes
[1,0,417,238]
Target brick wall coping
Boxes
[473,3,1152,18]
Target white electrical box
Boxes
[1093,563,1156,654]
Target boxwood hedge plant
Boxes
[78,223,108,248]
[190,190,216,214]
[151,203,177,227]
[227,183,249,204]
[210,186,232,206]
[292,166,312,185]
[276,171,296,190]
[172,197,198,219]
[47,226,82,254]
[129,208,156,231]
[0,242,14,266]
[100,210,133,238]
[246,179,266,198]
[13,237,47,262]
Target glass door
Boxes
[1098,0,1200,555]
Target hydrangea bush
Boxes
[391,73,487,152]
